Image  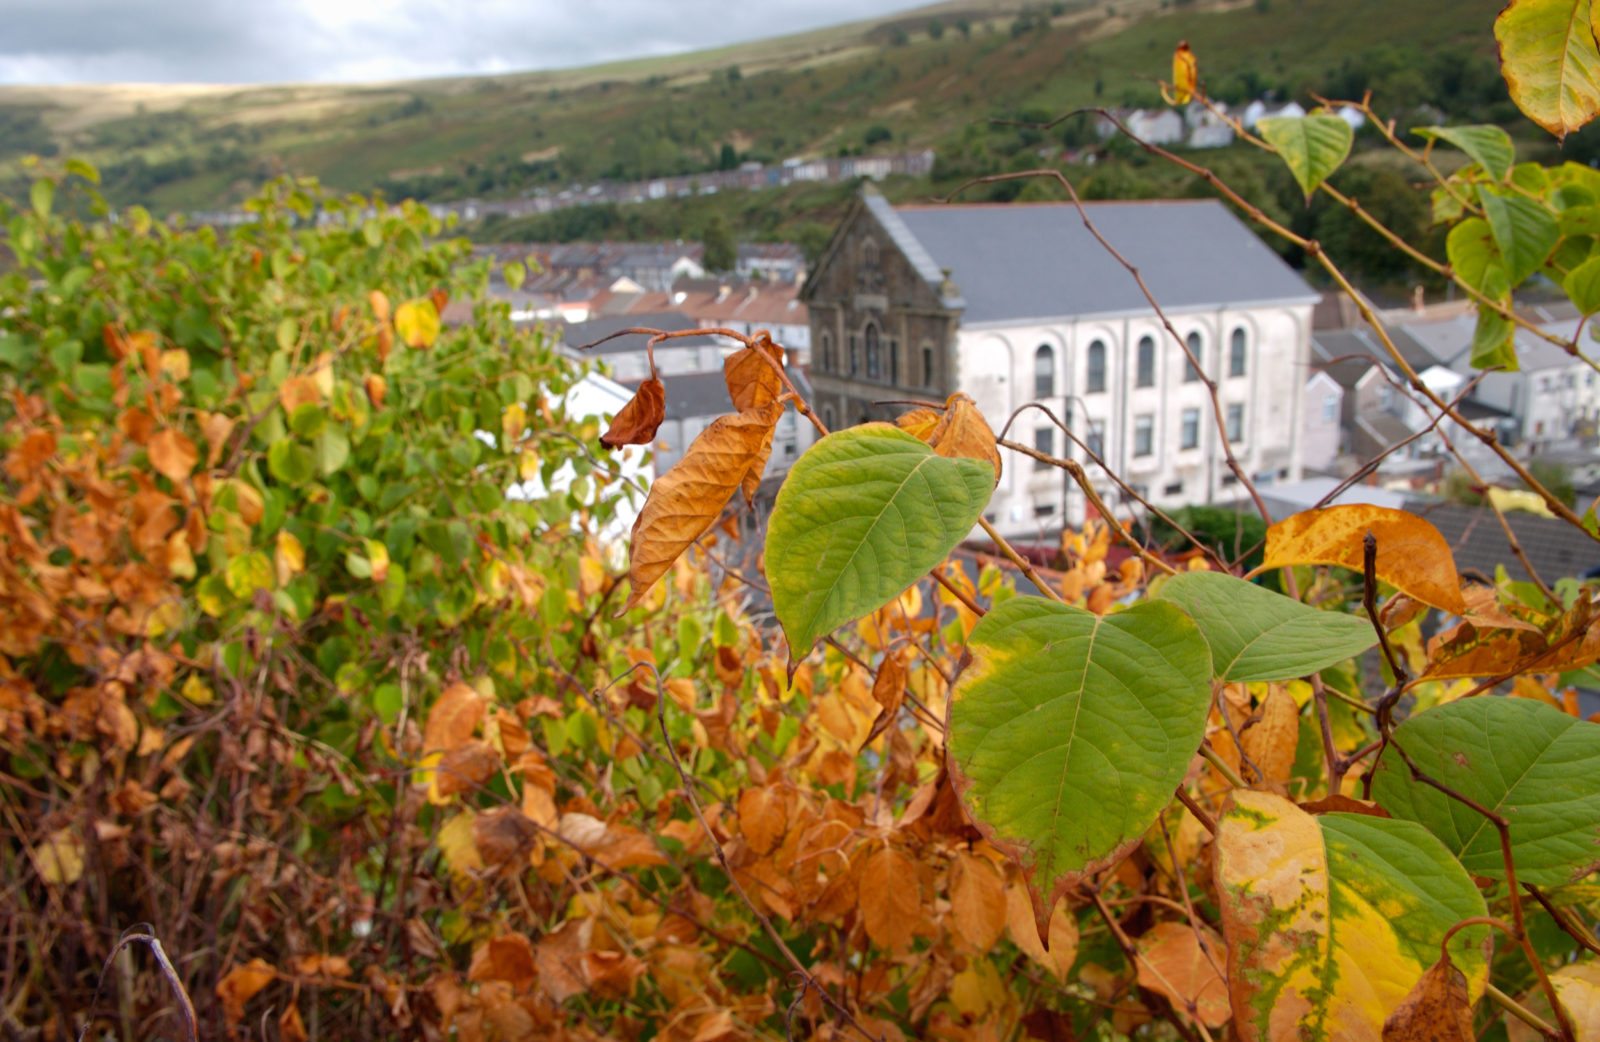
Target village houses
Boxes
[801,187,1319,538]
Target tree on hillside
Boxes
[702,213,737,271]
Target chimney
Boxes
[716,285,731,302]
[1411,285,1425,313]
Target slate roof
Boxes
[560,312,726,355]
[1403,499,1600,585]
[881,198,1316,326]
[1311,326,1444,379]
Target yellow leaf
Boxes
[159,349,190,381]
[181,673,214,706]
[619,400,783,612]
[1264,504,1465,614]
[1239,685,1299,788]
[895,392,1001,483]
[31,827,84,885]
[395,298,441,349]
[166,530,196,580]
[1172,41,1198,105]
[1496,0,1600,140]
[1006,886,1078,978]
[502,402,528,445]
[275,529,305,585]
[437,810,483,878]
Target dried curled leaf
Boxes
[896,392,1001,482]
[619,400,783,613]
[217,958,276,1024]
[863,648,907,748]
[1382,952,1476,1041]
[723,333,785,411]
[600,377,666,449]
[1172,41,1198,105]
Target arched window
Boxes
[921,342,935,388]
[861,238,880,269]
[865,323,882,380]
[1184,331,1203,382]
[1034,344,1056,398]
[849,334,859,375]
[889,339,900,385]
[1229,328,1248,377]
[822,404,836,431]
[1086,340,1107,394]
[1136,335,1156,388]
[820,331,834,372]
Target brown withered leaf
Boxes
[424,682,485,754]
[1299,794,1391,818]
[949,850,1007,952]
[583,949,646,1000]
[619,400,783,613]
[1382,952,1475,1041]
[861,844,922,952]
[468,933,537,992]
[1135,922,1230,1028]
[1239,686,1299,789]
[723,333,785,411]
[863,648,907,749]
[433,740,499,799]
[737,784,788,856]
[535,919,590,1003]
[216,958,275,1024]
[557,812,668,869]
[601,377,665,449]
[473,805,539,866]
[148,429,198,484]
[896,393,1002,482]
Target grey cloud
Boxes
[0,0,918,85]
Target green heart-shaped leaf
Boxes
[766,424,993,663]
[1155,570,1378,682]
[1258,114,1353,200]
[947,598,1212,923]
[1372,696,1600,886]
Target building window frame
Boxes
[1133,414,1154,457]
[1180,407,1200,450]
[1184,331,1203,383]
[1226,402,1245,443]
[1136,335,1156,388]
[1086,419,1105,458]
[1229,327,1248,378]
[1034,344,1056,399]
[1033,426,1053,468]
[864,322,882,380]
[1086,340,1107,394]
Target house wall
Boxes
[962,303,1312,537]
[1302,372,1343,473]
[805,205,960,431]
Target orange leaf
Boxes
[364,374,387,410]
[863,649,907,748]
[1172,41,1198,105]
[432,740,499,799]
[896,392,1001,482]
[216,958,275,1024]
[1240,686,1299,788]
[279,1005,309,1042]
[469,933,537,991]
[1381,952,1476,1041]
[278,375,322,413]
[737,784,789,856]
[722,334,785,412]
[424,682,486,754]
[473,806,539,866]
[619,400,783,613]
[1005,886,1078,976]
[949,851,1007,952]
[148,429,198,483]
[1136,922,1230,1028]
[535,919,591,1003]
[600,377,665,449]
[1263,505,1465,614]
[860,845,923,952]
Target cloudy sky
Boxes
[0,0,923,85]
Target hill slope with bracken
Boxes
[0,0,1505,213]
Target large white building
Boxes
[801,188,1319,538]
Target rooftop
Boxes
[560,311,729,355]
[870,195,1317,326]
[1403,499,1600,585]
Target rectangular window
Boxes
[922,345,934,388]
[1226,403,1245,443]
[1033,502,1056,518]
[1322,395,1338,423]
[1164,480,1184,496]
[1134,414,1154,457]
[1086,420,1105,458]
[1180,408,1200,450]
[1033,426,1053,468]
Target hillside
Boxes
[0,0,1508,214]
